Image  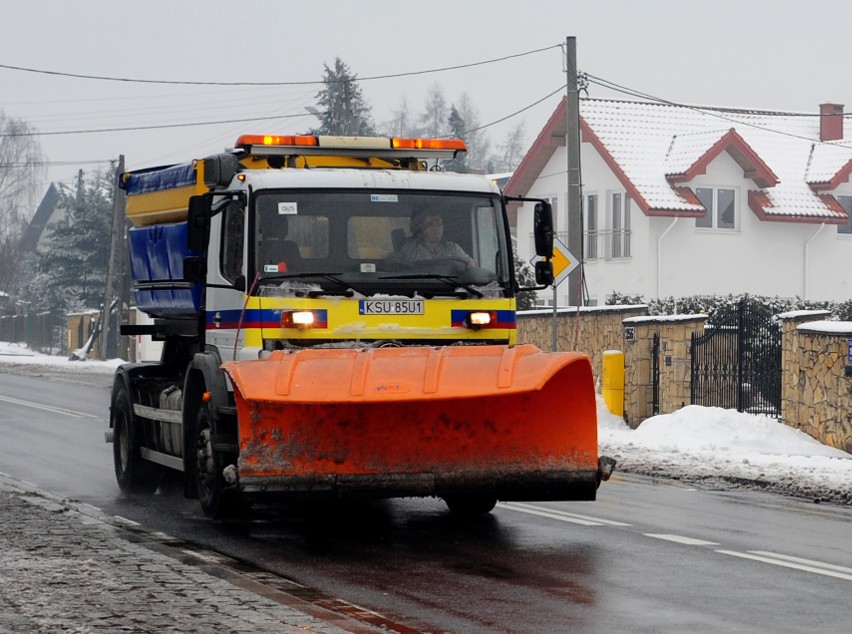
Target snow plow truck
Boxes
[106,133,612,518]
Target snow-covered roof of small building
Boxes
[506,97,852,224]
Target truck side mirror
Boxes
[202,153,242,188]
[533,202,554,257]
[187,195,211,254]
[534,260,554,286]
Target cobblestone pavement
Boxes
[0,473,382,634]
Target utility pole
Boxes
[100,155,125,360]
[565,37,583,307]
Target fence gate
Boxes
[690,300,781,417]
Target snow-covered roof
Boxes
[507,97,852,224]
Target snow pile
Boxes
[599,400,852,504]
[0,341,123,376]
[1,340,850,505]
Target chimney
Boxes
[820,103,844,141]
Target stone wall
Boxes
[517,307,852,452]
[517,305,647,386]
[780,312,852,453]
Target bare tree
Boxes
[454,93,491,172]
[385,96,414,137]
[417,84,449,138]
[0,111,45,295]
[488,122,527,173]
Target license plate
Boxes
[359,299,424,315]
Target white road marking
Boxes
[498,502,632,527]
[749,551,852,575]
[0,394,100,419]
[644,533,720,547]
[717,550,852,581]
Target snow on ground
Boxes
[0,341,123,378]
[2,341,851,505]
[598,402,852,505]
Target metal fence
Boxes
[0,311,65,355]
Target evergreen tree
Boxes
[310,57,375,136]
[443,105,468,173]
[514,252,537,310]
[38,167,114,313]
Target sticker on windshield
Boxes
[370,194,398,203]
[278,202,298,215]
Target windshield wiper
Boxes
[378,274,484,298]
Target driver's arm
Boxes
[449,242,476,266]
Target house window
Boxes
[607,192,631,259]
[584,194,598,259]
[837,196,852,234]
[696,187,737,229]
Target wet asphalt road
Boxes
[1,369,851,633]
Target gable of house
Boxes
[507,97,851,225]
[506,98,852,304]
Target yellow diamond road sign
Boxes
[534,238,578,287]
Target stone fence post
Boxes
[621,314,708,428]
[780,312,852,453]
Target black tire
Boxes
[112,387,160,494]
[443,495,498,516]
[195,403,238,518]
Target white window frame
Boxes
[584,193,599,260]
[605,191,631,260]
[695,186,738,230]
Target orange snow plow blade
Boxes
[222,344,601,501]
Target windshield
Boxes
[252,189,510,297]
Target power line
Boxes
[0,160,113,168]
[2,83,563,140]
[462,84,565,136]
[0,112,308,138]
[0,45,561,87]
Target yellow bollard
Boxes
[601,350,624,417]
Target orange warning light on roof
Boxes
[235,135,319,148]
[392,137,467,151]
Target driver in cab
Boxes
[397,211,475,267]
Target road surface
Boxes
[1,369,850,633]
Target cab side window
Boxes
[221,202,245,282]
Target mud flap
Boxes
[222,344,599,501]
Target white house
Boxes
[506,98,852,306]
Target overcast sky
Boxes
[4,0,852,193]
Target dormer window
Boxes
[696,187,737,230]
[837,196,852,234]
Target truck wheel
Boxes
[113,387,160,494]
[195,404,237,518]
[443,495,497,516]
